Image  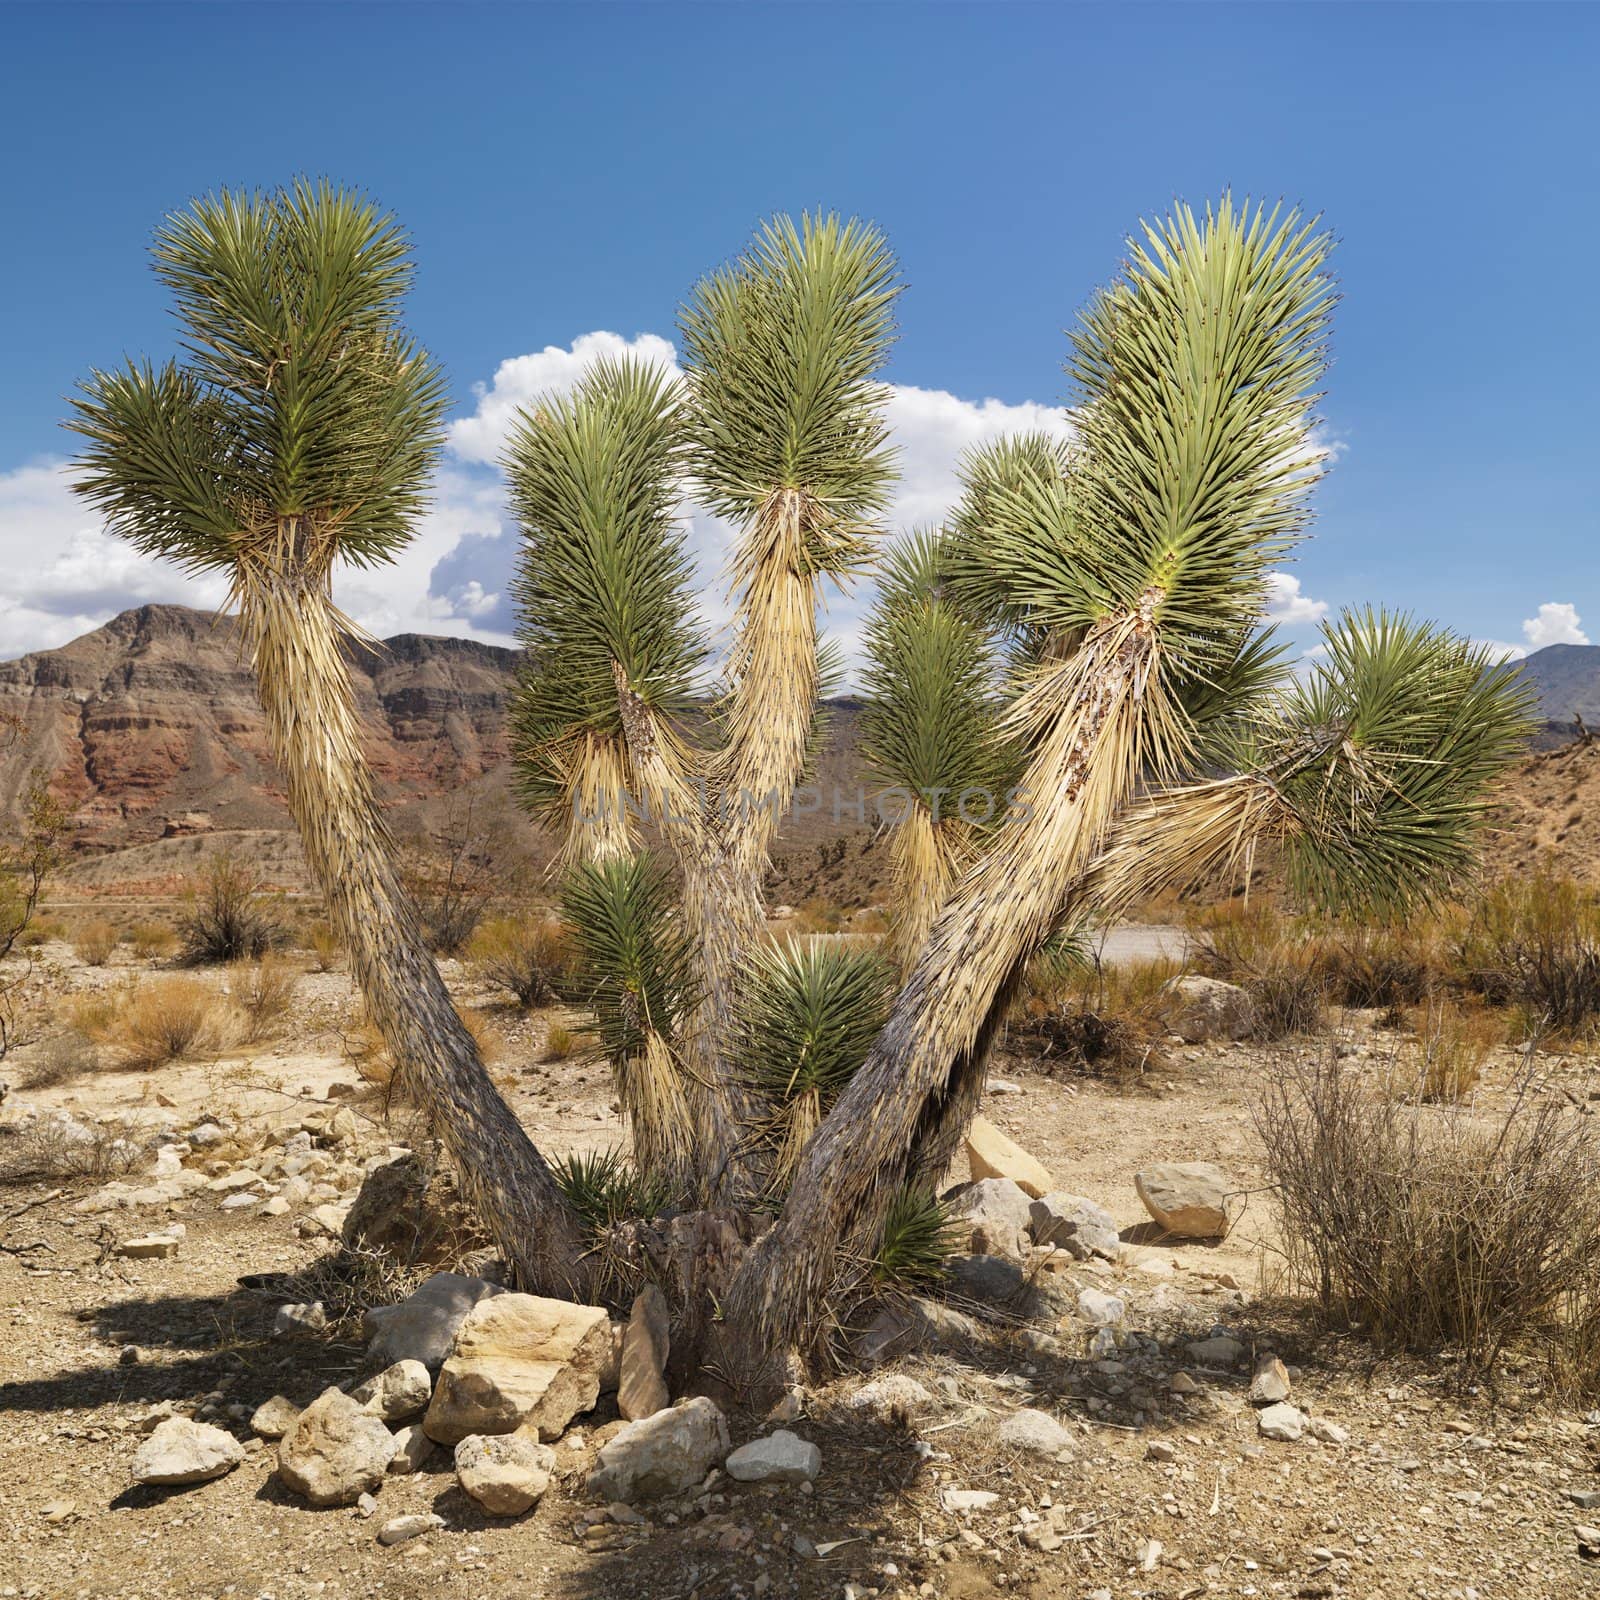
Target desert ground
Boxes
[4,930,1600,1600]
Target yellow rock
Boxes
[965,1116,1052,1198]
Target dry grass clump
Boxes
[468,914,572,1008]
[1454,865,1600,1041]
[1193,902,1323,1039]
[18,1028,98,1089]
[72,920,118,967]
[544,1022,578,1062]
[306,920,342,972]
[83,976,228,1070]
[1309,921,1440,1010]
[231,955,297,1042]
[1391,998,1499,1103]
[127,921,178,960]
[1257,1052,1600,1392]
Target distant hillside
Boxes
[1516,643,1600,727]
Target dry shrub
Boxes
[1017,956,1175,1081]
[307,921,342,972]
[180,851,282,965]
[1194,902,1323,1039]
[94,976,226,1070]
[1257,1052,1600,1392]
[0,1111,153,1183]
[231,955,297,1042]
[787,898,847,936]
[128,921,178,960]
[544,1022,577,1062]
[73,920,118,967]
[19,1028,98,1089]
[468,914,572,1008]
[17,916,65,950]
[1454,865,1600,1040]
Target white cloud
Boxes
[1476,639,1527,663]
[1264,572,1329,626]
[1522,602,1588,650]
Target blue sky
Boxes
[1,1,1595,665]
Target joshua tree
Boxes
[68,182,583,1286]
[510,198,1530,1358]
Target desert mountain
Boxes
[1514,642,1600,727]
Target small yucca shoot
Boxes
[552,1147,673,1234]
[871,1187,962,1290]
[734,939,895,1192]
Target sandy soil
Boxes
[3,946,1600,1600]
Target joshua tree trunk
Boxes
[240,522,586,1292]
[727,604,1160,1354]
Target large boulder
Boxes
[587,1397,730,1502]
[617,1284,670,1422]
[423,1293,611,1445]
[363,1272,506,1372]
[1161,976,1253,1044]
[1134,1161,1233,1238]
[965,1117,1053,1197]
[454,1431,555,1516]
[1027,1192,1121,1260]
[132,1417,244,1486]
[342,1154,492,1269]
[276,1387,396,1507]
[946,1177,1035,1259]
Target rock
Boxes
[250,1394,300,1439]
[132,1417,245,1486]
[209,1170,260,1193]
[1146,1439,1177,1462]
[1578,1523,1600,1556]
[363,1272,507,1372]
[947,1253,1035,1308]
[1186,1335,1246,1368]
[424,1293,612,1445]
[1168,1372,1201,1395]
[1306,1416,1348,1445]
[617,1285,670,1422]
[1161,976,1252,1044]
[188,1121,226,1146]
[297,1203,348,1238]
[965,1116,1052,1197]
[587,1396,730,1502]
[1076,1287,1126,1326]
[996,1408,1074,1457]
[356,1491,379,1518]
[353,1359,432,1422]
[1248,1356,1291,1405]
[273,1301,327,1337]
[342,1153,491,1269]
[1026,1192,1120,1260]
[852,1296,979,1367]
[1134,1161,1233,1238]
[1257,1402,1306,1442]
[724,1430,821,1484]
[388,1423,436,1474]
[39,1499,77,1525]
[454,1431,555,1516]
[847,1375,935,1421]
[941,1488,999,1513]
[117,1233,180,1260]
[220,1190,262,1210]
[377,1512,444,1546]
[1568,1489,1600,1511]
[277,1387,396,1507]
[946,1178,1034,1259]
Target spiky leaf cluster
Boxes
[562,854,696,1062]
[70,180,446,575]
[870,1187,960,1289]
[680,212,900,572]
[1269,609,1536,913]
[859,529,1017,815]
[734,939,895,1107]
[506,357,705,813]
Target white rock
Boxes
[847,1375,935,1420]
[1027,1192,1121,1260]
[724,1430,821,1484]
[250,1395,300,1439]
[117,1232,181,1260]
[1306,1416,1348,1445]
[941,1488,1000,1513]
[377,1512,444,1546]
[1076,1287,1126,1326]
[947,1178,1035,1260]
[132,1417,244,1485]
[388,1423,436,1474]
[276,1387,396,1506]
[1134,1162,1233,1238]
[273,1302,327,1336]
[363,1271,506,1371]
[1161,975,1253,1043]
[1257,1402,1306,1442]
[353,1359,432,1423]
[454,1431,555,1516]
[587,1396,730,1502]
[1248,1356,1291,1405]
[1186,1335,1246,1367]
[996,1408,1074,1457]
